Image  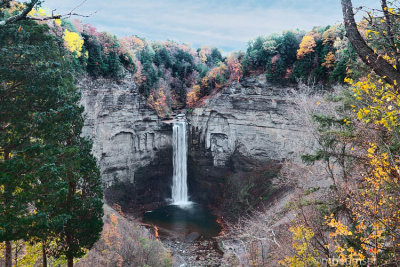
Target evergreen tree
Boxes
[0,21,103,267]
[0,21,70,267]
[82,33,107,78]
[107,50,124,80]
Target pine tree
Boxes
[0,21,71,267]
[0,21,103,267]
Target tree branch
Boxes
[0,0,39,26]
[381,0,399,67]
[0,0,93,26]
[341,0,400,87]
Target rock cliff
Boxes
[79,75,308,210]
[79,76,172,188]
[188,75,305,167]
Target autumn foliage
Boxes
[297,35,316,59]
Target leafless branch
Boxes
[0,0,94,26]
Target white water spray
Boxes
[171,117,190,206]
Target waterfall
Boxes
[171,117,190,206]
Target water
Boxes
[171,119,190,206]
[143,116,222,264]
[143,204,222,239]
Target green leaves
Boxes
[0,20,103,264]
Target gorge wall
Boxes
[79,76,174,207]
[186,75,308,208]
[79,75,308,210]
[188,75,305,166]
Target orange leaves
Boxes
[207,62,228,89]
[147,87,170,117]
[297,35,316,59]
[227,54,243,83]
[104,214,121,249]
[322,51,335,69]
[326,215,353,237]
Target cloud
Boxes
[41,0,378,53]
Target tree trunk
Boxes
[341,0,400,87]
[42,242,47,267]
[67,255,74,267]
[5,241,12,267]
[4,149,12,267]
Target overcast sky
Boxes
[41,0,377,53]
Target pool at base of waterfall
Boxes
[143,203,222,240]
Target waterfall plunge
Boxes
[171,118,190,206]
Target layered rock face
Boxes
[79,76,172,188]
[188,75,305,167]
[79,75,308,209]
[187,76,308,207]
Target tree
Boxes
[322,51,335,69]
[55,138,103,267]
[83,33,107,78]
[297,35,316,59]
[341,0,400,87]
[0,21,73,267]
[0,20,103,267]
[227,54,243,82]
[64,29,84,57]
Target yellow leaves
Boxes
[63,29,84,58]
[297,35,316,59]
[28,8,47,17]
[186,85,201,108]
[280,225,319,267]
[350,76,400,130]
[326,216,353,237]
[382,54,396,65]
[330,70,400,265]
[344,77,354,85]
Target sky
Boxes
[41,0,378,53]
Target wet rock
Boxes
[185,232,200,242]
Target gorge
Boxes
[78,73,312,265]
[80,74,308,209]
[3,1,400,265]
